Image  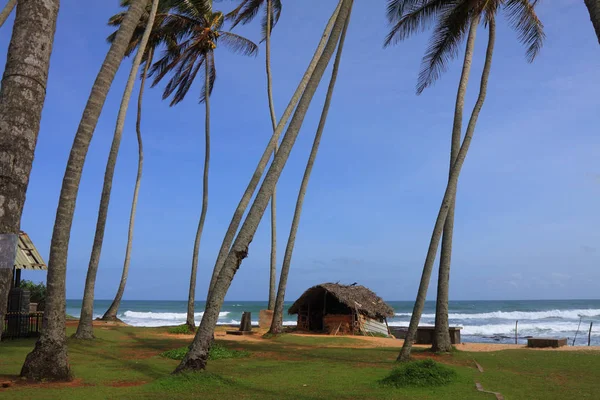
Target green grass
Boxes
[160,343,250,361]
[380,359,458,387]
[1,326,599,399]
[167,325,194,335]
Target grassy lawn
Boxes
[1,326,599,399]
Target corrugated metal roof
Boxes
[14,231,47,271]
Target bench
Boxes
[527,337,567,348]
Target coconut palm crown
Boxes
[384,0,545,94]
[148,2,258,106]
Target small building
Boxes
[288,283,394,336]
[12,231,47,289]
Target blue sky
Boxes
[2,0,599,301]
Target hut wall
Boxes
[323,314,354,335]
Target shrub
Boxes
[20,280,46,311]
[380,359,457,388]
[168,325,194,334]
[160,343,250,361]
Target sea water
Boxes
[66,299,600,346]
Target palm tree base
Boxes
[21,339,72,381]
[174,353,208,373]
[185,321,196,333]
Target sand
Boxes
[158,326,600,352]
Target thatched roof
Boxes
[288,283,394,319]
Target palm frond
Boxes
[503,0,545,62]
[229,0,264,28]
[260,0,283,42]
[218,32,259,56]
[384,0,451,47]
[416,1,473,94]
[172,0,212,19]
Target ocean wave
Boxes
[394,309,600,321]
[387,320,600,337]
[122,310,230,320]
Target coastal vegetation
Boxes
[2,326,600,399]
[0,0,598,395]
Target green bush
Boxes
[161,343,250,361]
[380,359,457,388]
[168,325,194,334]
[20,280,46,311]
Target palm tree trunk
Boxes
[101,49,154,322]
[20,0,146,379]
[266,0,278,312]
[585,0,600,44]
[432,15,479,353]
[0,0,16,27]
[269,5,351,335]
[175,0,354,373]
[398,16,496,362]
[205,0,344,304]
[0,0,58,342]
[186,56,212,331]
[74,0,159,340]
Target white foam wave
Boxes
[387,320,600,337]
[120,310,230,327]
[395,309,600,321]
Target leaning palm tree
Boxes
[74,0,160,340]
[269,3,352,335]
[385,0,544,360]
[204,0,344,310]
[174,0,354,373]
[101,0,179,322]
[0,0,58,343]
[149,2,258,331]
[0,0,17,28]
[585,0,600,43]
[228,0,283,311]
[21,0,147,380]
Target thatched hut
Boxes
[288,283,394,336]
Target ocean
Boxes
[66,299,600,346]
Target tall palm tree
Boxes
[385,0,544,360]
[100,0,179,323]
[228,0,283,311]
[0,0,17,28]
[585,0,600,43]
[174,0,354,373]
[0,0,58,342]
[20,0,147,380]
[74,0,160,340]
[205,0,344,307]
[269,3,352,335]
[149,1,258,331]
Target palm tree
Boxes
[385,0,544,360]
[0,0,58,342]
[20,0,147,380]
[204,0,344,307]
[585,0,600,43]
[269,3,352,335]
[149,1,258,331]
[0,0,17,28]
[174,0,354,373]
[228,0,283,311]
[100,0,179,322]
[74,0,160,340]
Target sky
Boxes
[1,0,599,302]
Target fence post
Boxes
[588,322,593,347]
[515,320,518,344]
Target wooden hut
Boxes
[288,283,394,336]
